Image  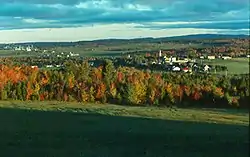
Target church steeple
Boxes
[159,50,162,57]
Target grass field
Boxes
[50,43,203,57]
[0,50,36,57]
[200,58,249,74]
[0,42,202,58]
[54,42,202,53]
[0,101,249,157]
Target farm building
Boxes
[207,55,215,60]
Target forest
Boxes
[0,59,249,108]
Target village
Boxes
[114,50,233,74]
[24,48,243,74]
[3,44,247,75]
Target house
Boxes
[191,59,196,62]
[172,66,181,72]
[69,52,80,57]
[56,65,62,68]
[207,55,215,60]
[222,56,232,60]
[182,67,189,73]
[171,57,177,62]
[26,46,32,52]
[204,65,210,72]
[31,65,38,69]
[200,56,205,59]
[46,65,53,68]
[14,46,22,51]
[163,56,176,63]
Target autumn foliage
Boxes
[0,61,249,108]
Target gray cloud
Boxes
[0,0,249,31]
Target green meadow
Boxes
[200,58,249,74]
[0,101,248,157]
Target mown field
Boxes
[0,101,249,157]
[200,58,249,74]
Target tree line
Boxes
[0,60,249,108]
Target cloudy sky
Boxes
[0,0,249,43]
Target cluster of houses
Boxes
[135,50,214,73]
[149,50,195,65]
[160,62,211,73]
[31,64,63,69]
[41,50,80,58]
[3,44,38,52]
[200,54,250,60]
[29,49,238,73]
[201,55,232,60]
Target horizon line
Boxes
[0,33,248,45]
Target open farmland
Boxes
[1,42,202,57]
[50,42,203,57]
[0,50,37,57]
[200,58,250,74]
[0,101,249,157]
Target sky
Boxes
[0,0,249,43]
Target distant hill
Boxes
[164,34,249,40]
[78,34,249,43]
[0,34,248,48]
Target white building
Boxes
[31,65,38,69]
[46,65,53,68]
[204,65,210,72]
[222,56,232,60]
[172,66,181,71]
[171,57,177,62]
[15,47,22,51]
[207,55,215,60]
[26,47,32,52]
[159,50,162,57]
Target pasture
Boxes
[200,58,249,74]
[0,101,248,157]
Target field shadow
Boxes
[0,107,248,157]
